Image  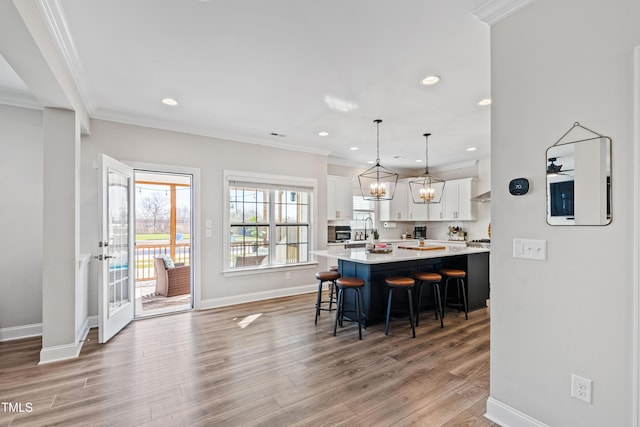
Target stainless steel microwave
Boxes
[328,225,351,242]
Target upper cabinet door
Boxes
[443,178,478,221]
[427,181,446,220]
[455,178,477,221]
[327,175,354,220]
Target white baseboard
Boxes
[39,316,95,365]
[87,315,98,329]
[0,323,42,342]
[485,397,550,427]
[198,283,316,310]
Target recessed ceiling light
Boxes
[318,131,329,137]
[367,160,374,164]
[350,147,359,151]
[161,98,178,106]
[421,75,441,86]
[393,155,405,159]
[478,98,492,106]
[467,147,477,151]
[416,159,423,163]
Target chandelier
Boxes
[409,133,445,204]
[358,119,399,201]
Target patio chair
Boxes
[154,257,190,297]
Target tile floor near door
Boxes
[0,292,494,426]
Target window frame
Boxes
[223,170,317,275]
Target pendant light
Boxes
[358,119,399,201]
[409,133,445,204]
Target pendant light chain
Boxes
[375,119,382,165]
[424,133,431,174]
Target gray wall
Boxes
[489,0,639,425]
[0,105,43,332]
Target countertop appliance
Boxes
[328,225,352,243]
[466,239,490,248]
[414,226,427,238]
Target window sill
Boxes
[222,262,318,277]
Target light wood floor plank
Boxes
[0,292,496,426]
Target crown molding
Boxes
[472,0,536,25]
[37,0,96,112]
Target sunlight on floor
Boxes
[235,313,263,329]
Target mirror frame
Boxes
[546,136,612,226]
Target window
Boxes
[350,196,375,232]
[226,172,314,270]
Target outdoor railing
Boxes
[135,243,190,281]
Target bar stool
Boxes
[384,276,416,338]
[414,271,444,328]
[333,277,365,340]
[440,268,468,320]
[314,270,340,324]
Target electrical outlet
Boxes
[571,374,592,404]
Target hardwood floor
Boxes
[0,292,496,426]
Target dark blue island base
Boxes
[337,252,489,326]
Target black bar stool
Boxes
[384,276,416,338]
[333,277,365,340]
[314,270,340,324]
[414,271,444,328]
[440,268,468,320]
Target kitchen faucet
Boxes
[364,216,373,240]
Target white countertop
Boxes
[314,245,489,265]
[327,239,468,247]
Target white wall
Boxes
[488,1,639,426]
[0,105,43,336]
[80,119,328,312]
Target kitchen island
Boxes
[313,245,489,325]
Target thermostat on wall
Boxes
[509,178,530,195]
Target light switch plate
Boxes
[513,238,546,260]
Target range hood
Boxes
[471,191,491,203]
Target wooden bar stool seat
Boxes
[384,276,416,338]
[414,271,444,328]
[333,277,365,339]
[440,268,468,320]
[314,270,340,324]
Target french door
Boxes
[97,154,135,343]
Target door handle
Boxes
[93,255,115,261]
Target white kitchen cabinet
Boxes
[376,179,478,222]
[378,181,436,221]
[427,181,446,220]
[406,191,429,221]
[378,182,409,221]
[442,178,477,221]
[426,179,477,221]
[327,175,354,220]
[455,178,477,220]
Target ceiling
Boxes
[0,0,492,171]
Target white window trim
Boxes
[223,170,318,274]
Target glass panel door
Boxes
[99,154,135,343]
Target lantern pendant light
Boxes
[358,119,399,201]
[409,133,445,204]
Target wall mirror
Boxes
[546,123,611,226]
